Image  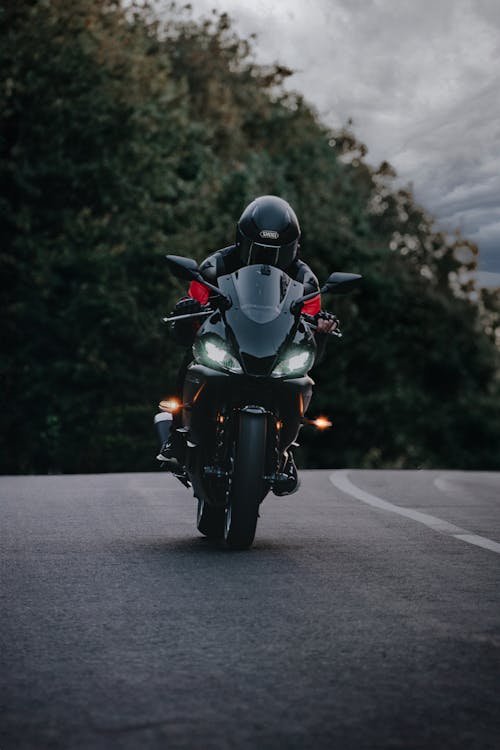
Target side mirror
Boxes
[165,255,200,282]
[321,272,362,295]
[290,271,362,314]
[165,254,233,307]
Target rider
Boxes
[157,195,338,493]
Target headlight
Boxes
[193,336,243,374]
[272,348,315,378]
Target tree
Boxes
[1,0,498,473]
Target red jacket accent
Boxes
[188,280,210,305]
[302,294,321,316]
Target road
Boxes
[1,470,499,749]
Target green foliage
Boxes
[1,0,499,473]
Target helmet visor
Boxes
[247,242,279,266]
[246,240,297,270]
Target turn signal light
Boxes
[159,398,181,413]
[312,416,332,430]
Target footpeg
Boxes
[203,465,230,478]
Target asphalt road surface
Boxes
[1,470,499,750]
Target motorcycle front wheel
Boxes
[224,410,268,550]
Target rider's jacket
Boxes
[188,245,321,316]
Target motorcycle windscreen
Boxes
[226,264,290,323]
[218,265,305,363]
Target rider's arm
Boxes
[313,313,339,365]
[170,252,222,344]
[314,328,328,366]
[295,262,339,364]
[187,251,222,304]
[169,296,203,344]
[292,260,332,364]
[302,291,333,365]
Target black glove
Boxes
[314,311,339,326]
[173,297,202,316]
[168,297,203,346]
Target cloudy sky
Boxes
[189,0,500,276]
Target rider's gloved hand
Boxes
[314,311,339,334]
[173,297,202,315]
[168,297,203,346]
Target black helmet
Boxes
[236,195,300,271]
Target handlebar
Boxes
[164,306,342,337]
[162,304,214,324]
[162,310,213,324]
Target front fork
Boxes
[203,405,286,494]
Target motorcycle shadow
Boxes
[127,533,330,560]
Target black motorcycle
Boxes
[160,255,361,549]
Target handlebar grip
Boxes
[301,312,342,337]
[302,313,317,325]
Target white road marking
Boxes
[454,534,500,553]
[329,470,500,555]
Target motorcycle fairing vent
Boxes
[240,352,276,377]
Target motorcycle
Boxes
[159,255,361,549]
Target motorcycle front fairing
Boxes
[181,265,316,502]
[219,264,311,376]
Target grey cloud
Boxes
[188,0,500,271]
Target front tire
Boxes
[225,411,268,550]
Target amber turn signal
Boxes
[312,416,332,430]
[159,398,181,413]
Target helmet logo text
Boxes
[260,230,279,240]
